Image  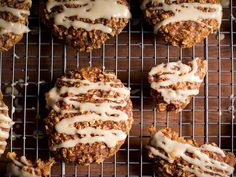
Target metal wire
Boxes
[0,0,235,176]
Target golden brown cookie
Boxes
[40,0,131,52]
[148,58,207,112]
[0,91,13,156]
[0,0,31,52]
[146,127,236,177]
[141,0,222,48]
[45,67,133,165]
[6,152,55,177]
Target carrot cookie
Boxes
[0,0,31,52]
[0,91,13,156]
[40,0,131,52]
[148,58,207,112]
[141,0,222,48]
[6,152,55,177]
[146,127,236,177]
[45,67,133,165]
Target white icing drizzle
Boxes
[48,78,130,106]
[0,18,30,35]
[0,6,29,18]
[6,155,39,177]
[0,4,31,34]
[149,58,206,104]
[52,127,127,150]
[55,101,128,135]
[47,75,130,150]
[148,131,234,177]
[62,78,130,95]
[201,144,226,157]
[0,105,13,155]
[46,0,131,33]
[141,0,222,33]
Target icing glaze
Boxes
[55,102,128,134]
[62,78,130,96]
[148,130,234,177]
[46,0,131,33]
[149,58,206,104]
[52,127,127,150]
[47,78,130,107]
[0,19,30,35]
[141,0,222,33]
[201,144,225,157]
[0,6,29,18]
[47,75,130,150]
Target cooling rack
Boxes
[0,0,235,176]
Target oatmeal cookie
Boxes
[148,58,207,112]
[45,67,133,165]
[0,91,13,156]
[40,0,131,52]
[6,152,55,177]
[0,0,31,52]
[146,127,236,177]
[141,0,222,48]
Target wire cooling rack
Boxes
[0,0,235,176]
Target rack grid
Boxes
[0,0,235,176]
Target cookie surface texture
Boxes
[40,0,131,52]
[0,0,31,52]
[141,0,222,48]
[45,67,133,165]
